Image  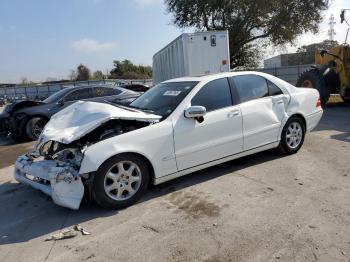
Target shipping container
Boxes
[152,31,230,84]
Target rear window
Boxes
[267,80,283,96]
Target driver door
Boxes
[173,78,243,171]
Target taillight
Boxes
[316,98,321,108]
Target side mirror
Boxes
[57,100,64,106]
[184,106,206,123]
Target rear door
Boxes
[229,75,288,150]
[173,77,243,171]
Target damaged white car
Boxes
[14,72,323,210]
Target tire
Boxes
[296,68,330,106]
[25,116,48,140]
[278,116,306,155]
[92,154,150,209]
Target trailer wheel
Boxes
[296,68,330,106]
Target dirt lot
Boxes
[0,106,349,262]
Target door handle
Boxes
[276,100,284,105]
[228,110,240,117]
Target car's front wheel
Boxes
[278,116,306,154]
[92,154,150,209]
[25,116,48,140]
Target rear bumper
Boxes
[306,109,323,132]
[14,155,84,210]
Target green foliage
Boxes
[76,64,91,81]
[165,0,329,68]
[110,60,152,79]
[91,70,105,80]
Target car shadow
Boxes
[0,149,283,245]
[312,106,350,143]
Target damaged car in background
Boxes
[0,84,141,140]
[14,72,323,210]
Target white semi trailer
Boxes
[152,31,230,84]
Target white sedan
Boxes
[14,72,323,209]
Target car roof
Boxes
[163,71,276,83]
[163,71,297,93]
[62,84,134,92]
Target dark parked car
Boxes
[0,85,140,140]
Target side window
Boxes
[231,75,268,103]
[94,87,122,97]
[64,88,91,101]
[267,80,283,96]
[191,78,232,112]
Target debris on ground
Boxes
[74,224,91,235]
[45,224,91,241]
[45,230,78,241]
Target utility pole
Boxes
[328,14,336,41]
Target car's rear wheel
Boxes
[278,116,305,154]
[25,116,48,140]
[92,154,149,209]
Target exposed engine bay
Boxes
[38,119,150,164]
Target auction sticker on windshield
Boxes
[163,91,182,96]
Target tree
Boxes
[76,64,91,81]
[165,0,329,68]
[110,60,152,79]
[91,70,105,80]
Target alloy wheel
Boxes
[103,161,142,201]
[286,121,303,149]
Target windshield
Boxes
[43,87,74,103]
[129,81,198,117]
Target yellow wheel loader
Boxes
[296,9,350,106]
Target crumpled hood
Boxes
[38,101,161,145]
[5,100,44,113]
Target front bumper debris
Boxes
[14,155,84,210]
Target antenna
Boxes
[328,14,336,41]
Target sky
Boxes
[0,0,349,83]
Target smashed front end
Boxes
[13,101,161,210]
[14,142,86,209]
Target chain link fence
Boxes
[0,79,153,100]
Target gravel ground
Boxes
[0,106,349,262]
